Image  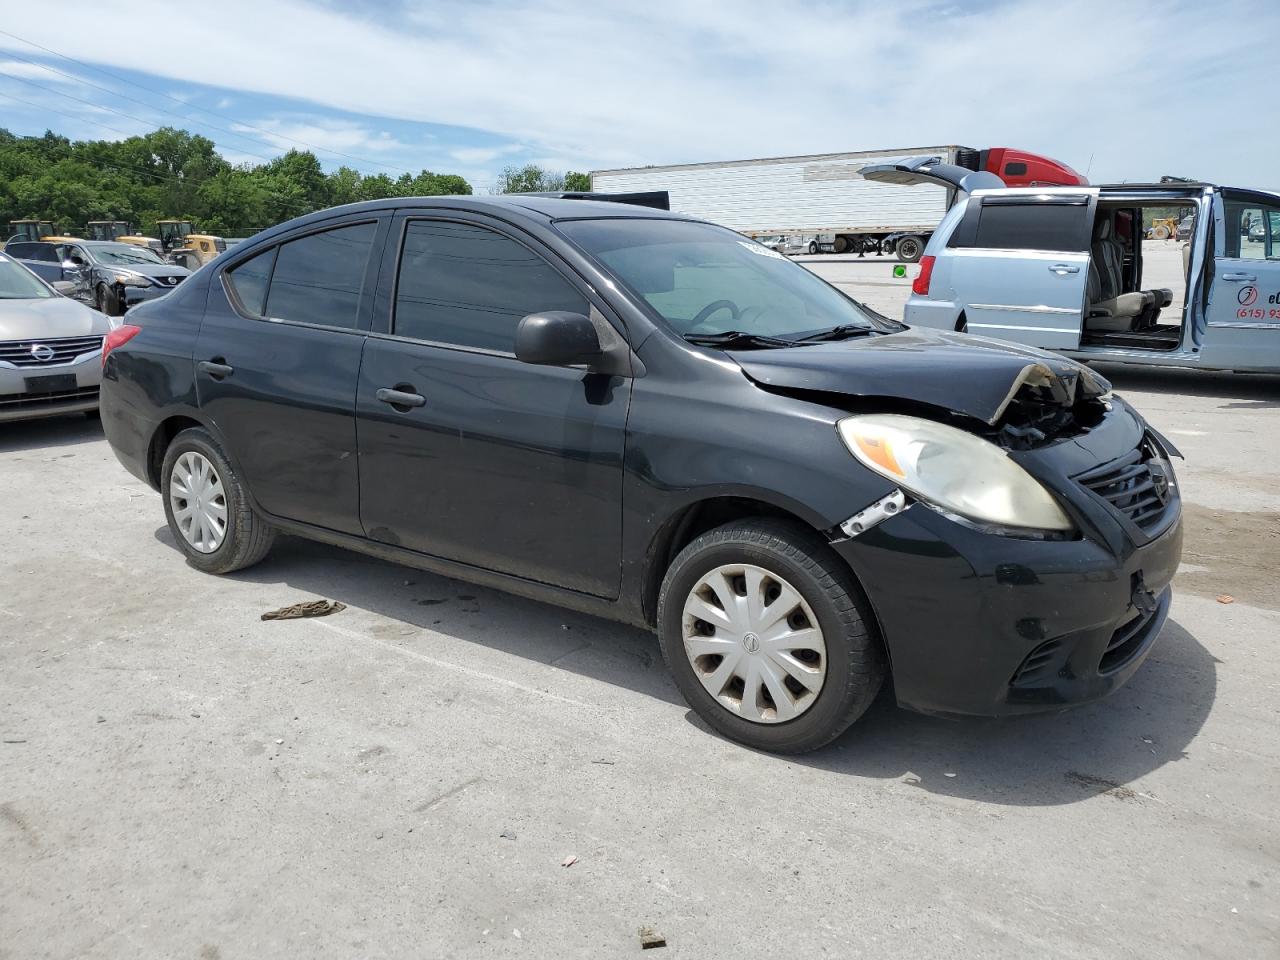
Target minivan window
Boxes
[973,201,1090,252]
[226,246,277,316]
[394,220,588,352]
[558,218,879,338]
[264,222,377,328]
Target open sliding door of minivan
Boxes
[947,194,1094,350]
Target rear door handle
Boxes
[376,387,426,409]
[1048,264,1081,275]
[1222,272,1257,282]
[197,359,234,379]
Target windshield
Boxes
[558,218,882,340]
[0,255,54,299]
[88,244,166,266]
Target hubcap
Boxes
[169,451,228,553]
[682,563,827,724]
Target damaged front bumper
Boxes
[830,400,1182,718]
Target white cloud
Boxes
[232,116,408,158]
[0,60,86,85]
[0,0,1275,187]
[449,143,523,165]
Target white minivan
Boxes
[864,158,1280,373]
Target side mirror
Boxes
[51,280,77,295]
[515,311,604,367]
[62,259,80,270]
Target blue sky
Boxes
[0,0,1275,193]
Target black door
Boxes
[195,216,388,535]
[356,214,632,598]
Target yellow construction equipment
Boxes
[157,219,227,269]
[7,219,55,243]
[86,221,133,242]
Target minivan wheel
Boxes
[161,427,275,574]
[657,519,884,753]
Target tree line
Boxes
[0,126,592,238]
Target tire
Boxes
[895,235,924,263]
[657,519,884,753]
[161,427,276,574]
[1153,224,1171,240]
[96,283,120,317]
[808,241,818,255]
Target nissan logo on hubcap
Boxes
[742,632,761,654]
[30,344,54,362]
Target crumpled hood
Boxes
[730,327,1110,425]
[107,261,191,280]
[0,295,112,341]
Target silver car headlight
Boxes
[837,413,1073,534]
[114,273,152,287]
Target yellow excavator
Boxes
[155,219,227,269]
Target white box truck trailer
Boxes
[590,145,1086,262]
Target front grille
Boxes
[0,336,103,367]
[0,385,98,410]
[154,275,184,286]
[1074,435,1174,532]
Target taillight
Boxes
[102,324,141,367]
[912,255,935,296]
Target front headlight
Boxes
[837,413,1073,534]
[114,273,152,287]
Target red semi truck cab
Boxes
[966,146,1088,187]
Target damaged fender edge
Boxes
[836,489,910,539]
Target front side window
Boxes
[7,242,56,263]
[557,218,881,338]
[973,201,1091,252]
[264,222,377,329]
[1223,199,1280,261]
[0,255,54,299]
[394,220,588,351]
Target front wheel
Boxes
[808,241,818,255]
[657,519,884,753]
[161,427,276,574]
[95,283,121,317]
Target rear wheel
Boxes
[808,241,818,255]
[1152,224,1171,240]
[895,235,924,263]
[657,519,884,753]
[161,427,275,574]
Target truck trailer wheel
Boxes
[895,236,924,263]
[808,241,818,255]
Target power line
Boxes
[0,69,286,166]
[0,29,409,174]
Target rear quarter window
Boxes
[972,201,1091,252]
[225,246,277,316]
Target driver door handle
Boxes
[197,359,234,379]
[1222,272,1257,282]
[376,387,426,409]
[1048,264,1080,275]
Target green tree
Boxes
[564,171,591,192]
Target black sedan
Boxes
[98,194,1182,753]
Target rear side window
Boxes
[225,247,277,316]
[7,242,55,262]
[263,222,377,328]
[394,220,588,352]
[973,201,1090,252]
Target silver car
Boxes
[0,253,118,422]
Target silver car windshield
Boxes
[0,256,54,300]
[89,244,166,266]
[558,218,880,339]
